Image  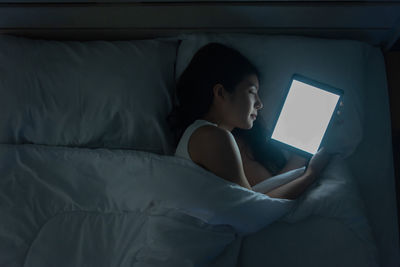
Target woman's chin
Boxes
[245,120,254,129]
[235,119,253,129]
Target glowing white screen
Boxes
[271,79,340,154]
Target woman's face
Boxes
[226,74,263,129]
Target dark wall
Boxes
[384,50,400,244]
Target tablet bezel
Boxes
[268,74,344,158]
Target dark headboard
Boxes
[0,0,399,51]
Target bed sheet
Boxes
[238,216,378,267]
[346,45,400,267]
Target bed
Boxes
[0,1,399,267]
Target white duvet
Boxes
[0,144,379,267]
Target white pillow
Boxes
[0,35,178,154]
[175,33,367,158]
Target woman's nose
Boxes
[255,96,263,110]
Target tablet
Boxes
[270,74,343,156]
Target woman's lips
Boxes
[250,114,257,120]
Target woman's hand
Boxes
[305,147,332,177]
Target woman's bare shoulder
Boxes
[193,124,230,138]
[189,125,235,154]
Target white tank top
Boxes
[175,119,218,161]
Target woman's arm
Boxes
[235,136,273,186]
[265,170,316,200]
[188,125,252,190]
[189,125,330,200]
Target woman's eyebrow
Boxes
[245,80,259,90]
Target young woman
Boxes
[167,42,330,200]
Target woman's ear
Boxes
[212,83,227,102]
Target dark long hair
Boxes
[167,42,261,146]
[232,114,287,176]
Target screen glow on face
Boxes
[271,79,340,154]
